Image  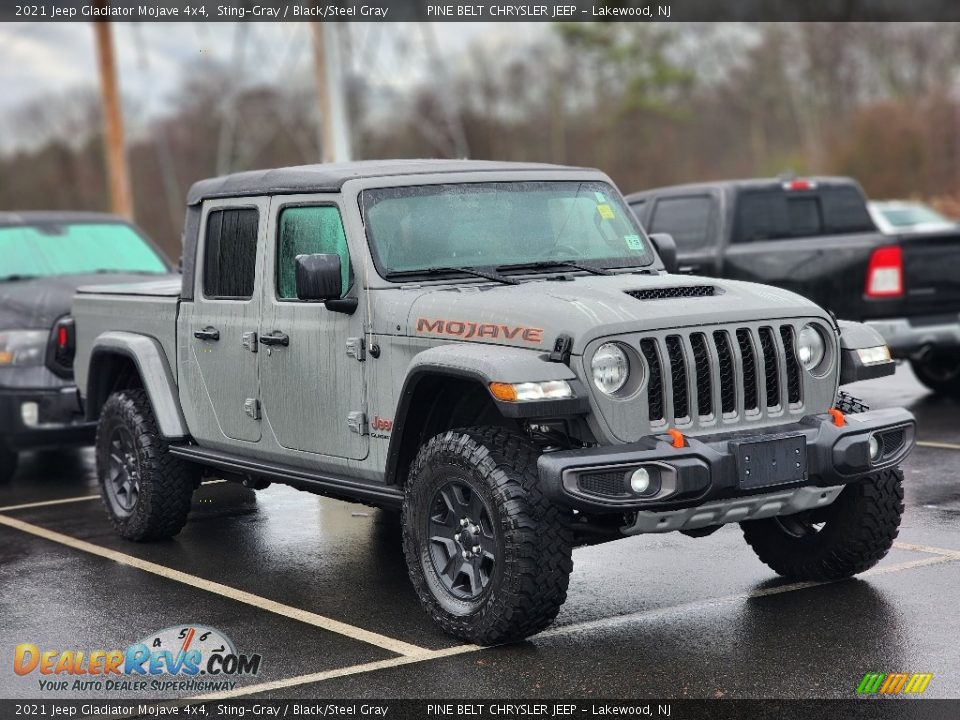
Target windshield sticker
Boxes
[624,234,643,250]
[597,204,615,220]
[594,191,607,203]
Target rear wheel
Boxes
[402,426,573,645]
[0,444,18,484]
[741,468,904,581]
[910,351,960,398]
[96,389,197,541]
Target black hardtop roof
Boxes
[625,176,862,201]
[186,159,596,205]
[0,211,130,227]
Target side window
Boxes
[649,196,713,250]
[628,200,646,223]
[277,206,350,300]
[203,208,259,300]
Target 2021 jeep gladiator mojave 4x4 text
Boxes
[71,161,915,644]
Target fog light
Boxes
[868,434,882,462]
[630,468,651,494]
[21,401,39,428]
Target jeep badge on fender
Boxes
[71,160,914,645]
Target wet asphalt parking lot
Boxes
[1,365,959,703]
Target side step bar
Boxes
[169,445,404,509]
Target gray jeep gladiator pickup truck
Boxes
[71,160,915,644]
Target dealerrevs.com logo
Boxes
[13,625,262,693]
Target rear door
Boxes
[646,193,721,276]
[178,199,268,447]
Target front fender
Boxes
[87,332,189,439]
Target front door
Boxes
[258,197,368,461]
[178,199,268,446]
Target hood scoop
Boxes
[625,285,717,301]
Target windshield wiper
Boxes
[496,260,613,276]
[384,265,520,286]
[0,274,39,282]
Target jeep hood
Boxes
[403,274,831,353]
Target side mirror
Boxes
[295,253,342,302]
[648,233,678,274]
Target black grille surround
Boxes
[598,321,835,435]
[625,285,717,301]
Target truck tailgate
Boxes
[902,230,960,316]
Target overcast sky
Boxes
[0,22,540,121]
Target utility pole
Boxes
[93,17,133,219]
[310,23,352,163]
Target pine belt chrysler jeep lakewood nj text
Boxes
[69,161,915,644]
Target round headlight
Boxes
[592,343,629,395]
[797,324,826,372]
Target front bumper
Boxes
[865,316,960,356]
[538,408,915,521]
[0,386,95,451]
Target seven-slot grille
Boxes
[641,325,805,426]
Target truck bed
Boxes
[73,277,181,397]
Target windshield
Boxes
[0,222,167,280]
[879,204,953,228]
[360,181,655,277]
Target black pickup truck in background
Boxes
[627,177,960,398]
[0,212,173,483]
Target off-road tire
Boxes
[402,426,574,645]
[910,352,960,398]
[96,389,197,541]
[835,391,869,415]
[0,444,18,484]
[741,468,904,581]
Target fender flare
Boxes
[383,344,589,485]
[87,331,189,439]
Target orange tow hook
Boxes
[828,408,846,427]
[667,429,686,449]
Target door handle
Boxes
[259,331,289,347]
[194,327,220,341]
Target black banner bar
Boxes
[3,0,960,23]
[1,699,957,720]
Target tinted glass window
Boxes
[277,206,350,299]
[0,223,166,280]
[649,196,713,250]
[203,208,259,299]
[734,186,874,243]
[629,200,646,222]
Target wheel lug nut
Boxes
[462,550,470,560]
[472,545,481,554]
[461,518,469,527]
[454,533,460,542]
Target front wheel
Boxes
[741,468,904,581]
[910,351,960,398]
[402,427,573,645]
[96,389,197,541]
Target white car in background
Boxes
[868,200,957,235]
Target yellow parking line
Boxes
[892,541,960,557]
[0,513,428,658]
[917,440,960,451]
[0,495,100,512]
[192,644,480,701]
[0,479,228,513]
[186,549,960,701]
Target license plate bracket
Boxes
[731,434,807,489]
